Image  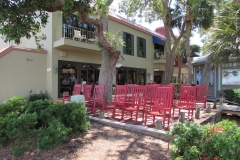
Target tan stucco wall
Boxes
[0,50,47,103]
[15,12,57,98]
[108,19,155,83]
[173,67,188,74]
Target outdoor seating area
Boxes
[62,24,97,44]
[62,83,208,130]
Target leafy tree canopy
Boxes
[0,0,118,51]
[202,1,240,64]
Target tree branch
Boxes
[80,11,120,60]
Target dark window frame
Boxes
[123,32,134,56]
[137,37,146,58]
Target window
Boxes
[137,37,146,58]
[137,70,146,85]
[116,67,146,85]
[154,44,164,59]
[123,32,134,56]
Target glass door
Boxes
[137,69,146,85]
[128,69,137,84]
[116,68,127,85]
[58,61,79,98]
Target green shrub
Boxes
[28,93,50,102]
[223,89,236,102]
[168,120,240,160]
[167,122,204,160]
[234,88,240,104]
[201,120,240,159]
[223,88,240,104]
[0,96,27,117]
[36,119,72,151]
[39,102,90,132]
[0,97,90,157]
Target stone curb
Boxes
[89,116,173,142]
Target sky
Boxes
[110,1,203,47]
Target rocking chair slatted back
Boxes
[195,85,207,109]
[72,84,82,95]
[114,85,127,104]
[92,85,105,112]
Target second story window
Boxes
[137,37,146,58]
[123,32,134,56]
[154,44,164,59]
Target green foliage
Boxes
[36,119,72,151]
[28,93,50,102]
[168,120,240,160]
[0,96,90,157]
[201,120,240,159]
[0,96,26,117]
[202,2,240,64]
[168,122,204,160]
[96,31,125,49]
[38,102,90,132]
[223,88,240,104]
[0,0,91,45]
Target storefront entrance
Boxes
[58,60,100,98]
[116,67,146,85]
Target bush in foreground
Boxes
[168,120,240,160]
[0,96,90,157]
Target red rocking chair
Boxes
[144,87,173,129]
[195,85,207,109]
[63,84,82,103]
[121,85,146,124]
[173,86,196,120]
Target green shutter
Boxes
[143,38,146,58]
[123,32,126,54]
[131,34,134,56]
[137,37,139,57]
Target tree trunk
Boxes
[97,17,117,100]
[99,49,116,100]
[201,55,212,86]
[186,21,192,84]
[177,57,182,84]
[165,50,175,84]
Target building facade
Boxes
[192,54,240,99]
[0,12,167,103]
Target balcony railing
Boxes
[54,24,97,44]
[154,50,165,60]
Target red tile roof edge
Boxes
[108,13,166,40]
[0,46,47,58]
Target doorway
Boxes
[58,60,100,98]
[58,61,79,98]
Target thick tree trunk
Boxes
[99,49,116,100]
[161,0,185,84]
[97,17,117,100]
[165,50,175,84]
[186,21,192,85]
[201,55,212,85]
